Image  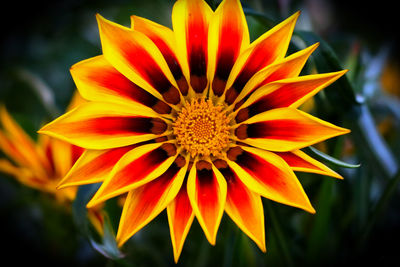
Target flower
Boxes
[39,0,349,262]
[0,93,104,234]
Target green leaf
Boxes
[72,183,125,260]
[243,8,277,30]
[15,68,61,119]
[265,201,294,267]
[294,30,360,113]
[348,105,398,179]
[90,214,125,260]
[304,146,360,169]
[72,183,101,235]
[358,169,400,247]
[306,179,334,262]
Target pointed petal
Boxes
[66,91,87,111]
[235,71,348,122]
[0,131,31,170]
[0,107,49,176]
[224,12,300,104]
[58,145,137,188]
[216,161,266,252]
[232,43,319,107]
[208,0,249,97]
[70,55,171,114]
[167,178,195,263]
[0,159,22,178]
[276,150,343,179]
[87,142,178,207]
[39,101,169,150]
[226,145,315,213]
[187,160,227,245]
[172,0,213,94]
[116,156,188,246]
[48,138,76,178]
[131,16,190,96]
[234,107,350,152]
[97,14,181,105]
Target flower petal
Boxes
[47,138,80,178]
[235,71,348,122]
[232,43,319,107]
[276,150,343,179]
[167,178,194,263]
[87,142,178,208]
[214,160,266,252]
[224,12,300,104]
[38,101,169,150]
[172,0,213,94]
[187,160,227,245]
[70,55,172,114]
[116,155,188,246]
[226,145,315,213]
[234,107,350,152]
[208,0,249,97]
[58,145,137,189]
[97,14,181,105]
[131,15,190,96]
[0,159,22,178]
[0,107,49,176]
[66,90,87,111]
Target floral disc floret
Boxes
[173,98,231,158]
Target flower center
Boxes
[173,98,231,158]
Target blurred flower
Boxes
[0,93,105,234]
[39,0,349,262]
[381,58,400,98]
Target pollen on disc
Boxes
[173,98,231,157]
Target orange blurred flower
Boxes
[0,93,104,234]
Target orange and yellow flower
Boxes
[0,95,84,202]
[39,0,349,262]
[0,94,104,234]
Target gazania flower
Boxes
[39,0,349,262]
[0,94,104,234]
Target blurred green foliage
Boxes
[1,0,400,266]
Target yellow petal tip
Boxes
[307,205,316,214]
[86,196,101,209]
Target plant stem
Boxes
[358,169,400,247]
[348,104,398,179]
[265,202,294,267]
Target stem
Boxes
[265,202,294,267]
[359,169,400,247]
[348,104,398,179]
[15,68,60,119]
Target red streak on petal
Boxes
[62,116,163,136]
[70,145,84,165]
[170,179,192,250]
[45,141,56,177]
[215,24,242,80]
[122,43,179,103]
[89,66,164,109]
[247,120,309,141]
[221,166,253,216]
[74,146,135,180]
[235,150,286,191]
[185,8,209,93]
[276,151,320,170]
[110,146,170,191]
[251,83,311,113]
[195,168,219,228]
[122,162,181,229]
